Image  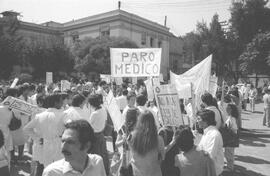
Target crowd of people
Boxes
[0,79,269,176]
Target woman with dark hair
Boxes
[174,126,216,176]
[63,93,88,123]
[197,109,224,175]
[201,93,223,129]
[88,94,109,175]
[128,110,165,176]
[228,87,242,129]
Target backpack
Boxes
[8,111,22,131]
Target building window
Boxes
[150,37,154,47]
[141,32,146,45]
[72,35,79,42]
[100,25,110,38]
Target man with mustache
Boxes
[42,120,106,176]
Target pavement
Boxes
[10,103,270,176]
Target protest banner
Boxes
[61,80,71,92]
[10,78,19,88]
[170,54,212,109]
[154,84,184,126]
[110,48,161,77]
[46,72,53,85]
[104,91,125,131]
[113,77,123,85]
[100,74,111,84]
[2,96,40,116]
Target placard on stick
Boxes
[154,84,184,126]
[46,72,53,85]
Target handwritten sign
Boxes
[154,84,184,126]
[61,80,71,92]
[2,96,40,116]
[110,48,161,77]
[46,72,53,85]
[100,74,111,84]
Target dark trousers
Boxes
[0,166,10,176]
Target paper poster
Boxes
[100,74,111,84]
[144,78,154,101]
[132,77,137,85]
[61,80,71,92]
[154,84,184,126]
[110,48,161,77]
[2,96,40,116]
[103,91,124,132]
[46,72,53,85]
[113,77,123,86]
[10,78,19,88]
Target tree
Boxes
[0,15,24,79]
[230,0,270,46]
[239,31,270,75]
[71,37,138,78]
[26,40,74,80]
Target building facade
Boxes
[1,10,183,80]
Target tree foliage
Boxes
[72,37,138,75]
[0,17,24,79]
[240,31,270,74]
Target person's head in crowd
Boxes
[250,84,254,89]
[201,92,214,107]
[127,91,136,108]
[47,83,54,94]
[88,94,102,110]
[122,89,128,96]
[175,126,194,153]
[130,110,158,156]
[136,94,147,107]
[97,93,103,105]
[61,92,70,108]
[197,109,216,129]
[29,84,36,96]
[46,93,63,109]
[5,88,18,98]
[229,87,239,98]
[99,81,107,89]
[82,90,90,99]
[72,94,86,108]
[0,129,4,149]
[19,83,30,97]
[122,83,127,90]
[61,120,95,167]
[36,84,46,96]
[125,108,140,135]
[226,103,239,119]
[224,94,232,103]
[36,95,46,108]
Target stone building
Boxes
[0,9,184,80]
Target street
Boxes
[10,103,270,176]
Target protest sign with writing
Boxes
[154,84,184,126]
[46,72,53,85]
[144,78,154,101]
[61,80,71,92]
[100,74,111,84]
[2,96,40,116]
[110,48,161,77]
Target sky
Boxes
[0,0,232,36]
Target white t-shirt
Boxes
[89,107,107,133]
